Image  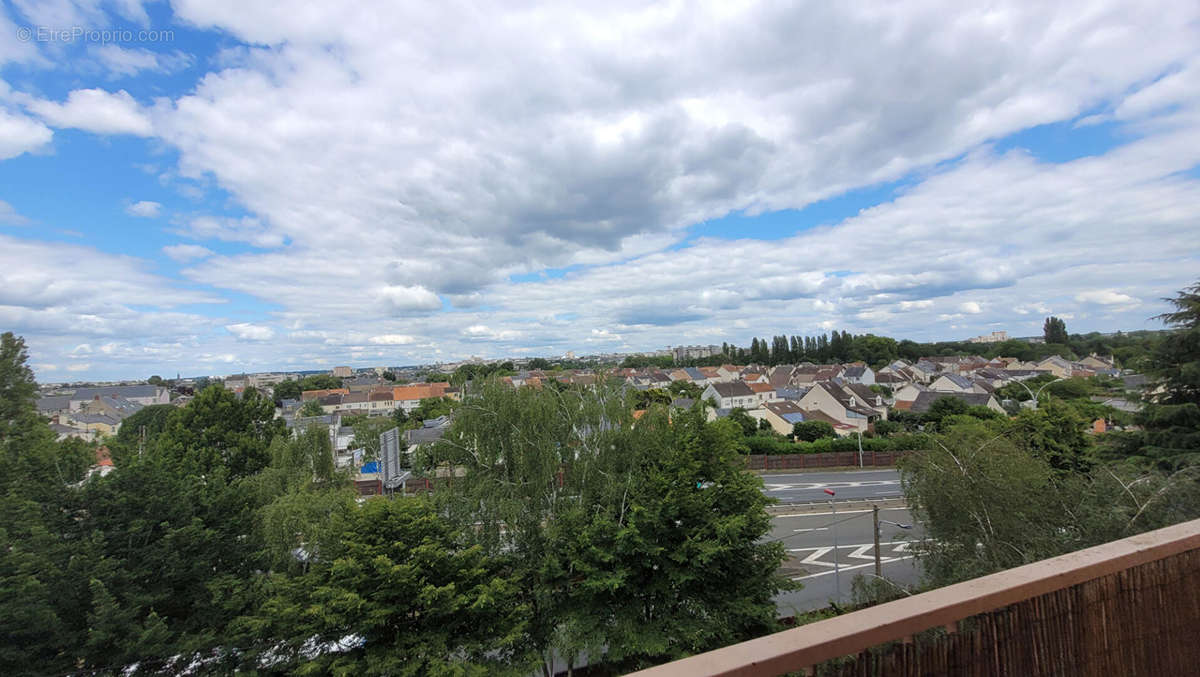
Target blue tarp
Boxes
[360,461,380,473]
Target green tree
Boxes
[111,404,176,463]
[154,385,284,480]
[347,415,397,461]
[666,380,703,399]
[238,497,527,675]
[0,333,92,675]
[298,398,325,418]
[428,379,788,673]
[1043,316,1069,345]
[792,420,836,442]
[727,407,757,436]
[1101,281,1200,469]
[272,379,302,401]
[901,420,1200,588]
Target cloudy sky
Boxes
[2,1,1199,380]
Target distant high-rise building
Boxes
[966,331,1008,344]
[332,366,353,378]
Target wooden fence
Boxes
[745,451,909,471]
[628,517,1200,677]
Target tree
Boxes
[901,420,1200,588]
[154,385,284,480]
[111,404,176,463]
[792,420,835,442]
[238,498,527,675]
[298,398,325,418]
[147,375,164,386]
[347,415,397,461]
[666,380,702,400]
[727,408,757,437]
[1122,280,1200,468]
[272,379,302,401]
[1043,316,1069,345]
[381,370,396,381]
[633,388,672,409]
[427,379,788,673]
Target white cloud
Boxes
[1075,290,1138,306]
[126,200,162,218]
[0,108,53,160]
[377,285,442,313]
[66,363,91,372]
[179,215,284,248]
[162,244,213,262]
[90,45,192,78]
[959,302,983,314]
[225,323,275,341]
[368,334,416,345]
[27,88,153,136]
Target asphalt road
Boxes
[769,504,924,615]
[760,469,903,504]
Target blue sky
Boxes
[1,1,1199,381]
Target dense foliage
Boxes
[0,334,788,675]
[901,280,1200,588]
[427,378,791,674]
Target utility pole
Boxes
[873,504,882,577]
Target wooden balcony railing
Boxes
[628,517,1200,676]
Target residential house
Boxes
[301,387,349,401]
[66,385,169,410]
[716,364,742,382]
[406,415,452,447]
[796,382,882,433]
[762,400,808,436]
[747,381,777,406]
[392,382,451,412]
[907,391,1004,414]
[767,365,795,389]
[877,359,911,377]
[1037,355,1074,379]
[929,373,986,394]
[701,381,757,410]
[1079,354,1116,370]
[36,395,72,417]
[741,371,768,385]
[892,383,928,407]
[842,364,875,386]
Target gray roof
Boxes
[1121,374,1148,389]
[843,365,868,378]
[683,367,705,380]
[36,395,71,413]
[405,426,447,445]
[71,385,161,400]
[709,381,754,398]
[781,412,806,424]
[669,398,696,409]
[938,374,975,389]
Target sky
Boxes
[2,1,1199,381]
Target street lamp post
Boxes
[1014,377,1062,410]
[856,429,864,468]
[825,488,839,601]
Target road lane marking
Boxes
[791,556,915,580]
[792,527,829,533]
